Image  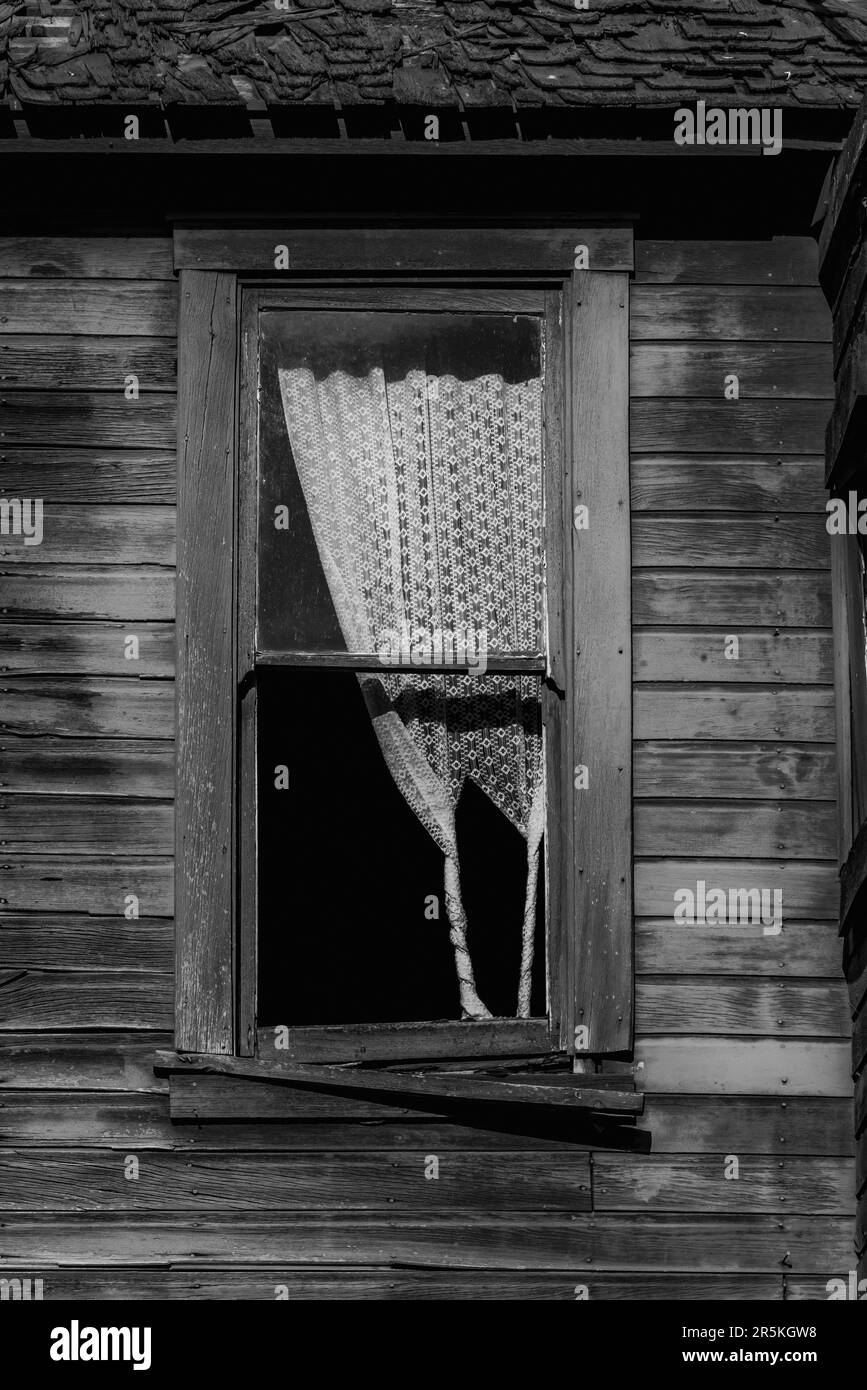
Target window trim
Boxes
[173,225,633,1075]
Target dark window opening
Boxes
[256,667,546,1025]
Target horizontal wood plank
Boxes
[632,571,830,627]
[634,686,835,741]
[632,518,829,570]
[634,801,835,859]
[0,507,175,566]
[15,1091,842,1162]
[636,979,849,1037]
[0,393,176,448]
[0,1267,785,1299]
[165,1097,844,1157]
[633,631,832,684]
[0,737,173,796]
[633,861,837,920]
[630,286,829,342]
[0,1151,591,1213]
[0,238,174,280]
[0,281,177,336]
[633,742,835,801]
[631,400,830,454]
[630,344,831,398]
[636,919,841,977]
[169,1073,491,1124]
[0,1093,614,1147]
[635,1038,851,1095]
[787,1275,864,1300]
[634,239,818,286]
[0,970,172,1030]
[641,1095,853,1151]
[0,1212,850,1272]
[0,1033,170,1091]
[0,858,173,916]
[0,568,174,620]
[0,622,174,676]
[0,916,172,971]
[0,450,176,504]
[0,337,177,391]
[0,678,174,737]
[631,459,827,513]
[0,1093,170,1143]
[0,798,173,855]
[175,226,634,274]
[594,1156,852,1214]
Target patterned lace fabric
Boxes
[383,672,542,839]
[279,359,545,1017]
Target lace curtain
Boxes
[279,360,545,1019]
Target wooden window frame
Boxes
[172,226,634,1085]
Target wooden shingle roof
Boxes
[1,0,866,110]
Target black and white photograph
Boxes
[1,0,867,1345]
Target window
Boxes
[254,302,547,1035]
[170,228,633,1113]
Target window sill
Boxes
[256,1018,552,1064]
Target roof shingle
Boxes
[0,0,865,111]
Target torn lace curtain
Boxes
[278,354,545,1020]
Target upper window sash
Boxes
[247,284,551,682]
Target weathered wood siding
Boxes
[0,235,853,1300]
[0,238,178,1288]
[630,238,852,1303]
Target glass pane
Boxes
[257,310,544,658]
[256,668,546,1025]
